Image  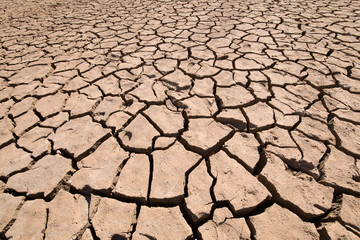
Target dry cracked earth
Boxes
[0,0,360,239]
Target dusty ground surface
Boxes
[0,0,360,239]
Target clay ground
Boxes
[0,0,360,239]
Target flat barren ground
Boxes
[0,0,359,239]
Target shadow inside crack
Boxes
[139,233,157,240]
[111,234,126,240]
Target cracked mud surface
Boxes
[0,0,360,239]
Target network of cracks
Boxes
[0,0,360,239]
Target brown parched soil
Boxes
[0,0,359,239]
